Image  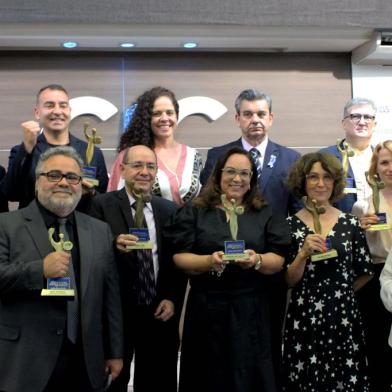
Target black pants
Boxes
[108,304,180,392]
[356,264,392,392]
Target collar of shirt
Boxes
[124,190,153,214]
[36,198,76,229]
[241,136,269,167]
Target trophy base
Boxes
[344,188,357,194]
[126,241,153,250]
[41,289,75,297]
[222,253,250,262]
[311,249,338,262]
[368,223,391,231]
[83,177,99,186]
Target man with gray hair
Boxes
[320,97,377,212]
[201,88,301,215]
[0,146,123,392]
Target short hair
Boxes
[118,86,179,151]
[343,97,377,118]
[121,145,157,164]
[368,140,392,179]
[193,147,265,210]
[35,146,83,177]
[36,84,69,104]
[234,89,272,114]
[287,152,345,202]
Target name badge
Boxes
[344,178,357,194]
[82,165,99,186]
[310,238,338,262]
[41,277,75,297]
[126,228,153,249]
[222,240,249,262]
[368,212,391,231]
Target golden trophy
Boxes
[82,122,102,186]
[337,139,356,193]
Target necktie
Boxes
[58,218,79,343]
[132,202,156,306]
[249,148,262,179]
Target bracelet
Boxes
[254,254,263,270]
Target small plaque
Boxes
[310,238,338,262]
[368,212,391,231]
[41,277,75,297]
[222,240,249,262]
[82,165,99,186]
[126,228,153,249]
[344,178,357,194]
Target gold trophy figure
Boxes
[82,122,102,186]
[337,139,356,193]
[365,171,389,230]
[303,197,337,262]
[41,228,75,296]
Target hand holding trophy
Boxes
[365,171,389,231]
[41,227,75,297]
[304,197,338,262]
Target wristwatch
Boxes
[254,254,263,270]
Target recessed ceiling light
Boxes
[183,42,198,49]
[62,41,78,49]
[120,42,136,48]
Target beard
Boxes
[36,186,81,217]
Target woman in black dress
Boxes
[164,147,291,392]
[283,152,373,391]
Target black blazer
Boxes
[88,188,184,310]
[0,201,122,392]
[201,138,302,215]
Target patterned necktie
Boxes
[132,202,156,306]
[58,218,79,344]
[249,148,262,179]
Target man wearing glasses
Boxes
[320,97,377,212]
[0,84,108,210]
[88,145,184,392]
[0,146,123,392]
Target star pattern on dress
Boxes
[282,213,371,392]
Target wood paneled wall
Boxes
[0,52,352,170]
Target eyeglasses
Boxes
[345,113,376,123]
[306,173,334,185]
[39,170,82,185]
[221,167,253,180]
[123,162,157,172]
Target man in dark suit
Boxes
[0,84,108,210]
[201,88,301,215]
[0,146,122,392]
[88,145,184,392]
[320,97,377,213]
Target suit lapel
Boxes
[75,212,93,298]
[260,141,279,192]
[150,197,162,263]
[22,201,53,259]
[117,188,134,229]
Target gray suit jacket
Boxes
[0,201,123,392]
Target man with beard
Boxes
[0,84,108,210]
[0,146,123,392]
[88,145,184,392]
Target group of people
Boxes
[0,83,392,392]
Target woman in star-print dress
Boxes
[282,153,373,392]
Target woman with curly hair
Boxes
[108,86,202,205]
[164,147,291,392]
[283,152,373,391]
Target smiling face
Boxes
[34,88,71,135]
[220,153,252,204]
[36,155,82,216]
[235,99,274,146]
[121,145,158,195]
[150,95,178,141]
[305,161,334,205]
[377,147,392,188]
